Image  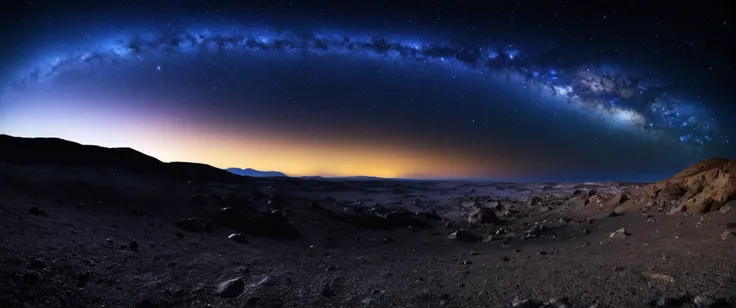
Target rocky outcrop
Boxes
[638,158,736,213]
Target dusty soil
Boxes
[0,162,734,308]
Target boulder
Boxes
[638,158,736,213]
[468,207,501,225]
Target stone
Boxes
[468,207,501,225]
[228,233,247,243]
[610,228,629,239]
[215,278,245,298]
[638,158,736,213]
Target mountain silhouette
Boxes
[0,134,239,182]
[226,168,287,177]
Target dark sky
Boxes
[0,0,733,181]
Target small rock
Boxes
[228,233,248,243]
[28,207,47,216]
[258,276,277,286]
[720,231,730,241]
[643,272,675,283]
[583,229,591,234]
[720,203,731,214]
[608,211,618,217]
[501,256,510,262]
[215,278,245,298]
[512,296,536,307]
[610,228,629,239]
[482,235,494,242]
[538,250,548,256]
[547,297,571,308]
[383,237,394,243]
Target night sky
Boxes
[1,1,733,181]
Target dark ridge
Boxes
[0,134,240,182]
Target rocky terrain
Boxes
[0,135,734,307]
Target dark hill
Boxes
[0,134,239,182]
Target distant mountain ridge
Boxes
[0,134,240,182]
[226,168,287,178]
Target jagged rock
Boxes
[174,217,210,233]
[668,203,687,215]
[720,200,734,214]
[638,158,736,213]
[468,207,501,225]
[215,278,245,298]
[449,230,480,242]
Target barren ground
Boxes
[0,162,734,308]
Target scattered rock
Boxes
[215,278,245,298]
[383,237,394,243]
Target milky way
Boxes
[3,25,728,148]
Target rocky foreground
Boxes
[0,136,734,308]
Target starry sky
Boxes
[0,1,733,181]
